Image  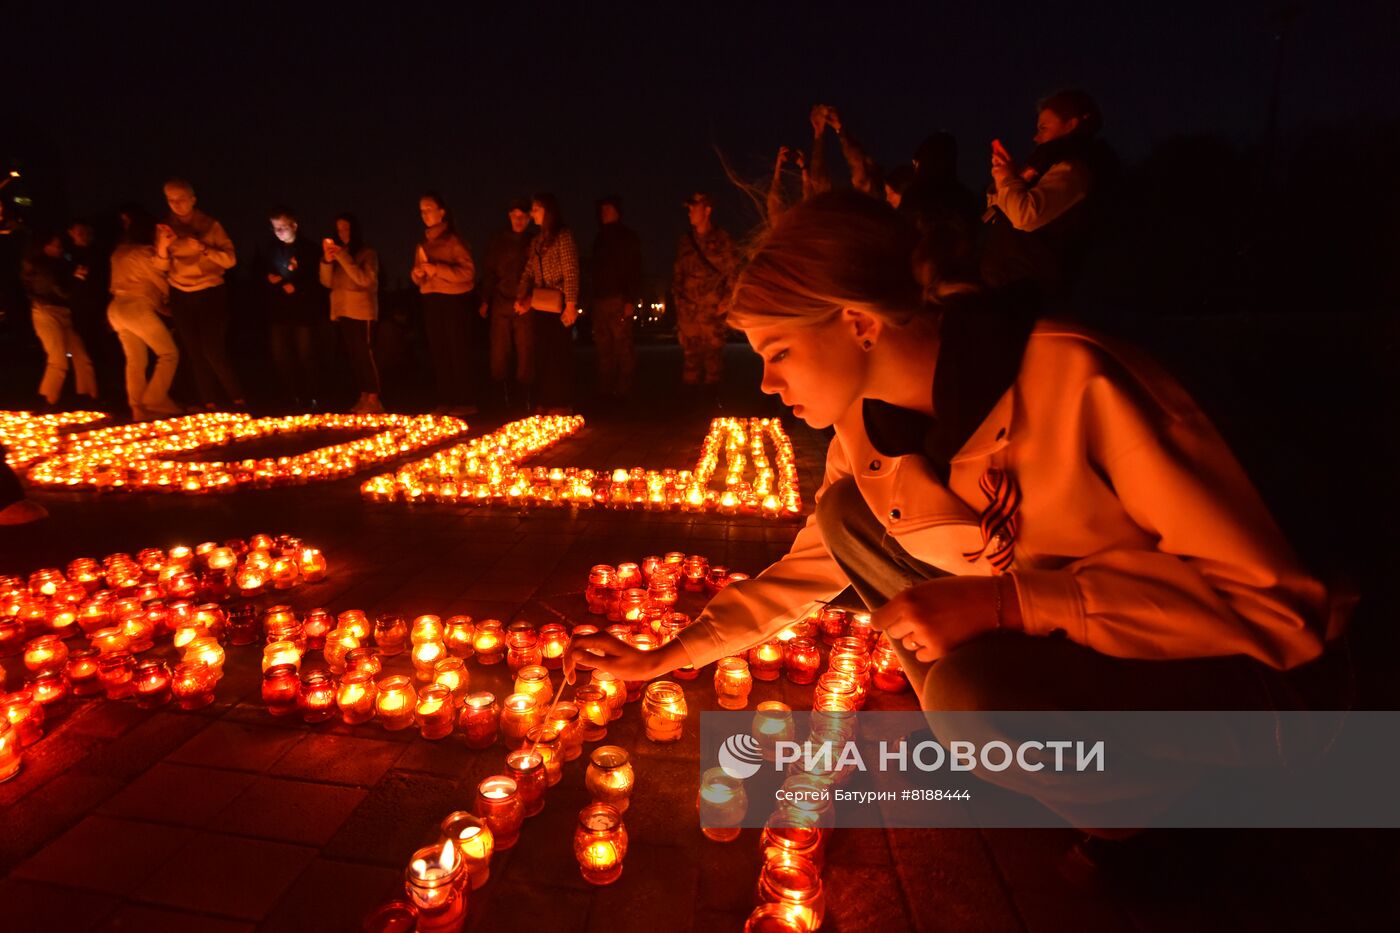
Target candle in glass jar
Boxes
[505,748,547,816]
[0,718,21,782]
[376,675,417,731]
[752,701,796,760]
[298,548,328,583]
[585,565,616,615]
[744,903,815,933]
[439,811,494,890]
[345,646,383,678]
[473,776,524,850]
[472,620,505,664]
[783,637,821,685]
[170,660,217,709]
[870,635,910,693]
[97,652,137,700]
[323,628,360,674]
[119,614,156,653]
[269,557,299,589]
[90,627,130,656]
[499,692,541,749]
[574,803,628,885]
[432,657,469,699]
[404,841,466,933]
[133,659,172,708]
[336,670,377,724]
[171,620,209,651]
[756,853,826,930]
[641,681,687,743]
[298,672,336,723]
[538,623,569,669]
[444,615,474,658]
[458,691,499,749]
[411,639,446,683]
[698,766,748,841]
[762,807,827,868]
[370,615,407,657]
[526,725,563,785]
[406,614,440,644]
[337,610,371,640]
[183,636,225,678]
[574,685,609,742]
[65,648,101,696]
[547,701,584,761]
[235,564,269,596]
[591,670,626,721]
[714,657,753,710]
[826,653,870,708]
[584,745,634,813]
[748,641,784,682]
[813,671,859,712]
[261,664,300,716]
[23,635,68,675]
[262,640,302,673]
[302,608,331,651]
[682,555,709,591]
[29,670,70,708]
[512,665,551,703]
[2,690,44,745]
[415,684,456,740]
[505,623,541,673]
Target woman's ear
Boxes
[841,308,882,349]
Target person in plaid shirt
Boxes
[515,193,579,414]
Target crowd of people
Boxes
[4,88,1113,425]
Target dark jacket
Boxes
[479,227,534,312]
[265,237,326,324]
[590,222,643,302]
[21,254,73,308]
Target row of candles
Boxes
[0,409,107,470]
[361,416,804,518]
[0,534,328,782]
[19,411,470,493]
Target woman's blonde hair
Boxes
[729,191,935,330]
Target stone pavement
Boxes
[1,344,1395,932]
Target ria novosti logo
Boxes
[717,733,765,779]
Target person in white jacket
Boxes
[573,191,1347,834]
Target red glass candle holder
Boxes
[65,648,102,696]
[505,748,547,816]
[471,620,505,665]
[2,689,45,745]
[415,684,456,740]
[783,637,821,685]
[301,608,331,651]
[29,670,71,708]
[538,623,569,670]
[170,660,217,709]
[97,651,137,700]
[458,692,499,749]
[337,670,377,724]
[474,776,524,850]
[299,671,336,723]
[748,641,784,682]
[261,663,301,716]
[574,803,628,885]
[133,659,173,708]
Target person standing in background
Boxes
[589,195,643,402]
[22,231,98,410]
[412,191,477,417]
[108,210,183,421]
[64,219,118,407]
[161,178,245,410]
[321,212,383,414]
[478,198,535,412]
[671,192,737,406]
[265,207,325,411]
[515,193,580,416]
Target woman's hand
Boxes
[872,576,1006,663]
[561,303,579,326]
[570,632,684,680]
[514,298,530,315]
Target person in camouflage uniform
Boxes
[671,192,738,390]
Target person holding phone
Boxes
[320,213,383,413]
[265,206,325,411]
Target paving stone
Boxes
[886,828,1025,933]
[259,857,402,933]
[323,771,463,866]
[586,842,700,933]
[0,877,121,933]
[392,734,480,777]
[977,828,1134,933]
[75,711,212,781]
[0,770,126,873]
[465,880,594,933]
[0,726,107,808]
[210,776,366,846]
[98,763,257,828]
[91,904,255,933]
[133,832,316,921]
[64,699,150,740]
[695,830,765,912]
[166,721,305,773]
[825,863,916,932]
[11,815,195,897]
[266,732,405,785]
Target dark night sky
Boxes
[7,1,1399,293]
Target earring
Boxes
[863,340,873,351]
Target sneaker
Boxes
[0,499,49,526]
